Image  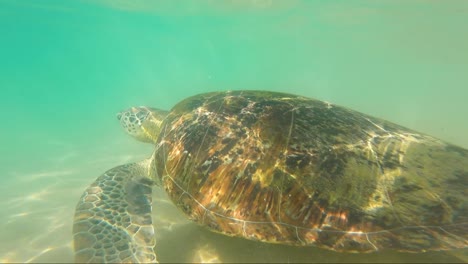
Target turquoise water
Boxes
[1,0,467,262]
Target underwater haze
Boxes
[1,0,467,263]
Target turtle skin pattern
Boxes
[73,163,156,263]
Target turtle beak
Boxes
[116,112,122,120]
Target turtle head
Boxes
[117,106,169,144]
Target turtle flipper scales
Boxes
[73,162,156,263]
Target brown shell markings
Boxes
[154,90,467,253]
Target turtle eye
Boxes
[136,110,150,121]
[116,112,123,120]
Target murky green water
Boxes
[1,0,467,263]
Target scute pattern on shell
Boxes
[155,90,467,252]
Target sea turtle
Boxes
[73,90,468,263]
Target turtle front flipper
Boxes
[73,162,157,263]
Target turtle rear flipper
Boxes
[73,162,157,263]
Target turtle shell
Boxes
[154,90,467,252]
